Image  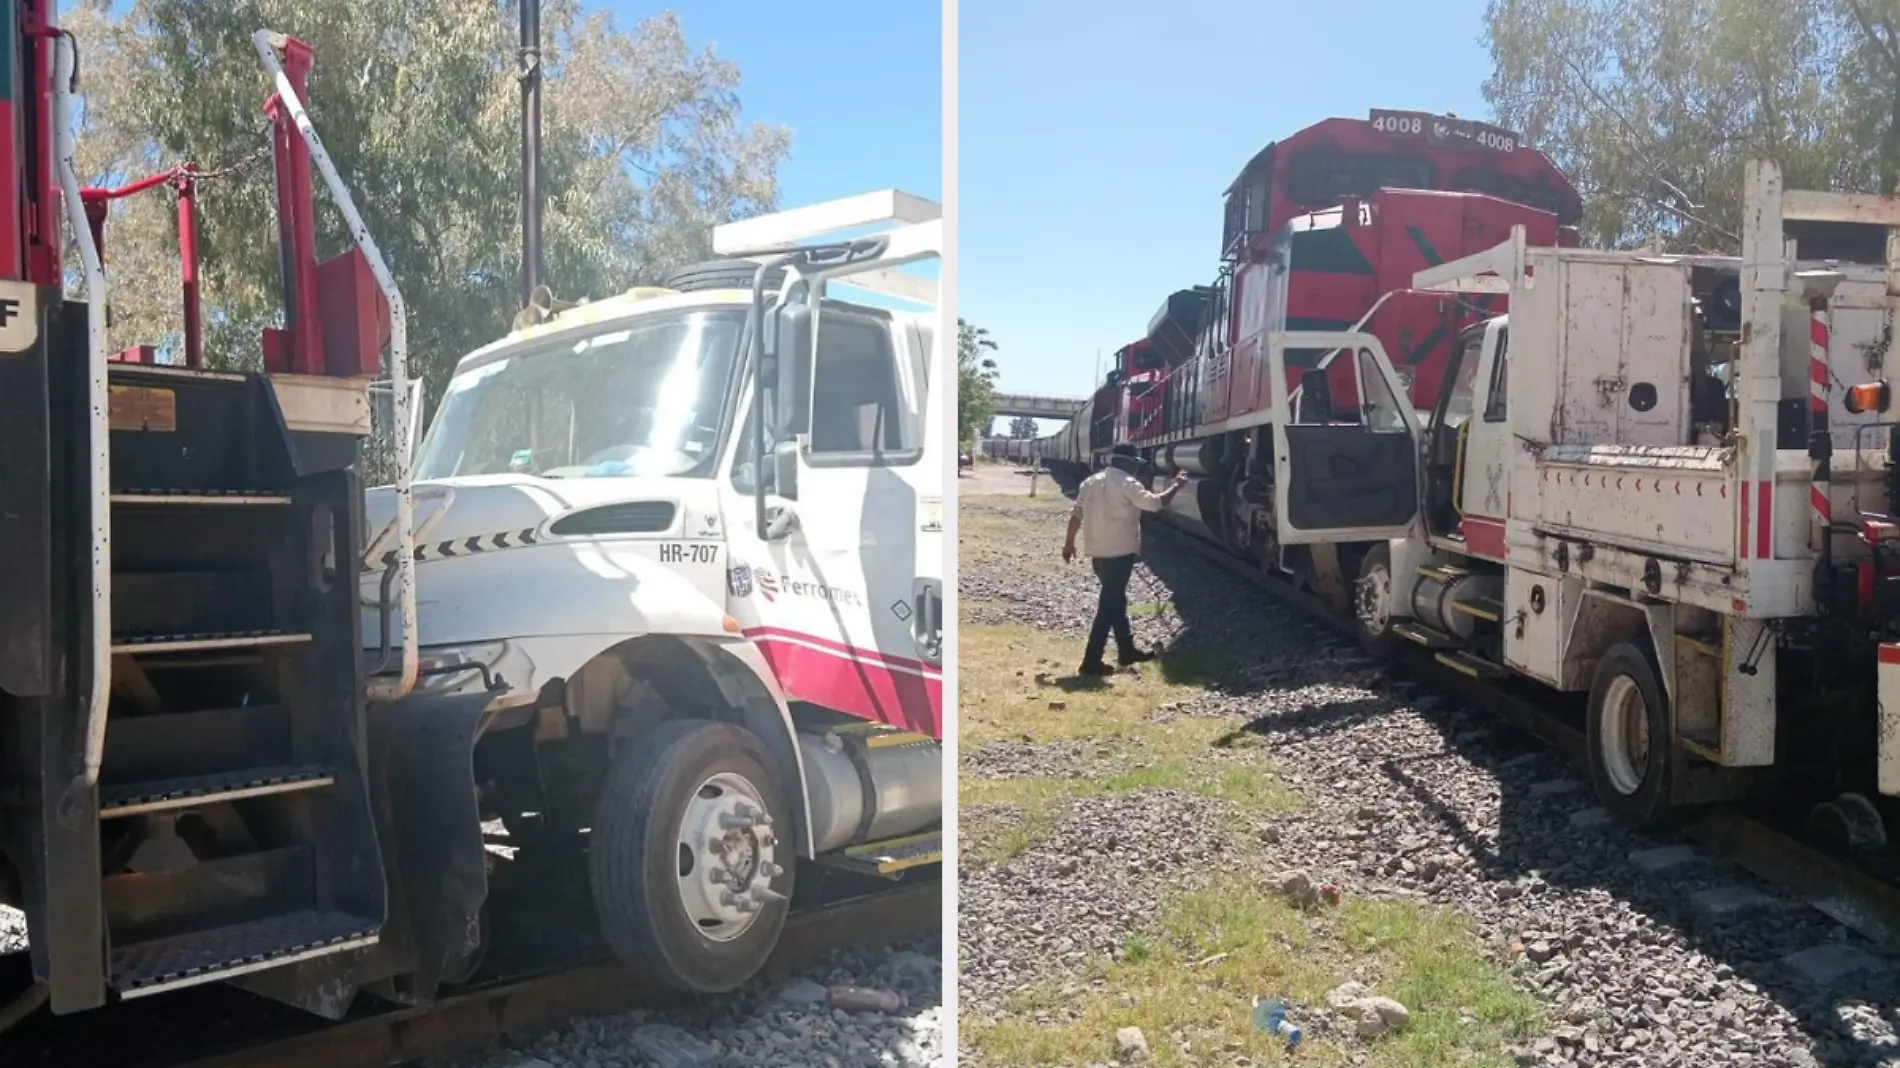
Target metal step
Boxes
[1435,650,1505,678]
[822,830,942,877]
[1678,728,1723,763]
[110,909,378,999]
[827,723,939,748]
[107,363,247,385]
[1418,563,1471,582]
[111,490,291,507]
[1450,596,1505,623]
[1677,633,1722,659]
[99,765,334,819]
[1392,620,1460,648]
[111,630,311,656]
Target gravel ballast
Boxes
[958,490,1900,1068]
[434,936,943,1068]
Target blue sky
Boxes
[604,1,942,207]
[960,0,1497,433]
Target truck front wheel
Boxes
[1352,543,1401,658]
[1586,642,1675,829]
[589,719,795,993]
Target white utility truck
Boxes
[1258,160,1900,845]
[357,192,944,994]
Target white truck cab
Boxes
[357,192,944,996]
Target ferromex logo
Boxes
[0,281,40,355]
[727,564,862,607]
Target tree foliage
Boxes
[1008,415,1038,439]
[958,317,999,445]
[1483,0,1900,251]
[62,0,789,398]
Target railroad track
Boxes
[1132,506,1900,952]
[0,874,939,1068]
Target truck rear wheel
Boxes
[588,719,794,993]
[1352,543,1401,658]
[1586,642,1674,829]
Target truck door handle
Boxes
[910,578,942,666]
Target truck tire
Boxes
[1352,543,1402,658]
[1586,641,1674,829]
[588,718,795,993]
[662,259,789,294]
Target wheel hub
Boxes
[676,772,784,942]
[1356,564,1392,634]
[1598,675,1651,796]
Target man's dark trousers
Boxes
[1084,553,1138,668]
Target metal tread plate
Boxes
[100,764,335,817]
[111,909,379,998]
[1392,621,1459,648]
[110,630,312,655]
[830,831,943,876]
[111,489,292,506]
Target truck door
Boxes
[723,306,939,736]
[1268,330,1423,543]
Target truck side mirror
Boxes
[1298,368,1333,422]
[765,301,813,437]
[771,438,800,501]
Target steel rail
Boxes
[1137,509,1900,949]
[165,881,939,1068]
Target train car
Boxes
[1112,110,1583,599]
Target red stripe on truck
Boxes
[745,627,943,740]
[1758,480,1773,559]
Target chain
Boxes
[183,130,275,184]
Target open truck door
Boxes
[1268,331,1423,543]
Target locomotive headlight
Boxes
[1393,368,1415,395]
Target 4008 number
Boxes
[1474,129,1517,153]
[1372,113,1424,135]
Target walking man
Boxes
[1061,444,1190,676]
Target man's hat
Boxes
[1110,444,1137,459]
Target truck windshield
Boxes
[415,308,747,480]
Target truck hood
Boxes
[363,473,723,558]
[358,474,732,653]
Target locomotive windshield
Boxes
[1281,149,1434,208]
[415,308,748,480]
[1282,148,1570,219]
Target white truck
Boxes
[357,192,944,994]
[1259,160,1900,846]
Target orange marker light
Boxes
[1845,382,1891,415]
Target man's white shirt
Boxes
[1074,466,1167,559]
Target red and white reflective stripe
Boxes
[1810,308,1830,415]
[1738,479,1774,560]
[1811,305,1832,531]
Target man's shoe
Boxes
[1077,662,1116,677]
[1117,649,1157,667]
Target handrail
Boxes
[53,33,113,807]
[254,29,417,701]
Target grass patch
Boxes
[957,621,1293,862]
[967,876,1542,1067]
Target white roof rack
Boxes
[712,190,941,307]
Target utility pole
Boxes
[519,0,543,304]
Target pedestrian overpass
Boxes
[991,392,1086,420]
